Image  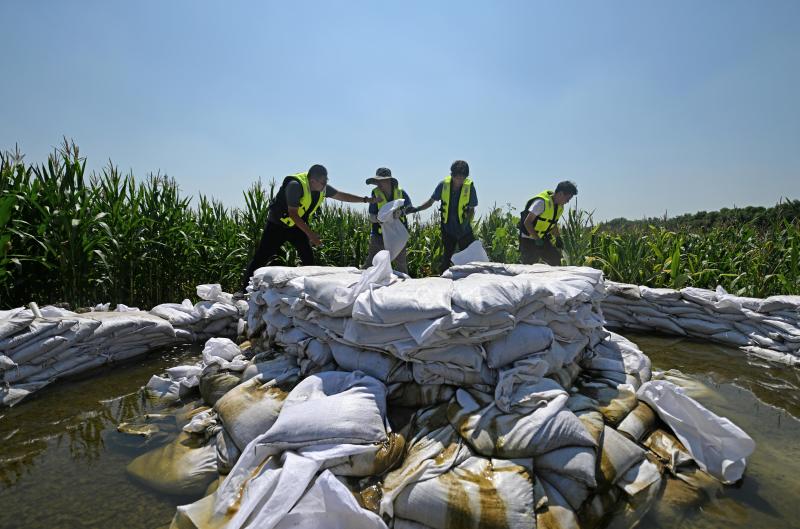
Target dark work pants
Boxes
[519,237,562,266]
[241,221,314,290]
[440,230,476,273]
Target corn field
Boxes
[1,142,798,309]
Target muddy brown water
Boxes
[0,336,799,529]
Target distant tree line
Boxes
[599,199,800,233]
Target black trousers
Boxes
[440,230,476,273]
[241,221,314,290]
[519,236,562,266]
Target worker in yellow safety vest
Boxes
[239,164,376,293]
[407,160,478,273]
[364,167,413,273]
[519,180,578,266]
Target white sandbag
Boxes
[539,472,590,511]
[411,361,496,388]
[377,200,410,260]
[485,323,553,368]
[329,251,394,313]
[127,431,218,496]
[256,371,388,453]
[197,283,234,304]
[145,375,182,402]
[617,455,663,496]
[203,337,241,364]
[392,456,536,529]
[300,338,334,367]
[330,342,413,383]
[675,317,732,336]
[450,239,489,266]
[241,355,299,383]
[637,380,755,483]
[352,277,453,324]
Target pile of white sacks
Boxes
[602,282,800,366]
[123,254,754,529]
[0,285,245,407]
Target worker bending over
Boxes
[240,164,375,291]
[519,181,578,266]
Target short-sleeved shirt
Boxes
[369,189,413,236]
[267,181,339,224]
[520,198,546,238]
[431,181,478,237]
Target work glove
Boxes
[393,207,404,219]
[555,236,564,249]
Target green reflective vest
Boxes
[441,175,473,225]
[523,190,563,238]
[279,172,326,227]
[372,186,405,234]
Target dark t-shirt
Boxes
[267,181,339,225]
[431,180,478,237]
[368,189,413,236]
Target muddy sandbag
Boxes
[617,401,658,442]
[380,404,472,518]
[126,431,218,496]
[576,379,638,426]
[215,373,298,451]
[199,365,243,406]
[448,388,595,458]
[215,428,241,474]
[597,425,646,491]
[536,476,581,529]
[392,456,536,529]
[325,431,406,477]
[539,472,590,511]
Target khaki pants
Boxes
[364,234,408,274]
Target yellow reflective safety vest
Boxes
[279,172,326,227]
[372,186,405,234]
[521,190,563,238]
[441,175,473,225]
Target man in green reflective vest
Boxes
[519,180,578,266]
[407,160,478,273]
[239,164,375,291]
[364,167,413,273]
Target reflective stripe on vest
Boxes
[525,190,563,238]
[441,176,472,225]
[279,172,326,227]
[372,186,405,235]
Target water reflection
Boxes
[0,345,202,490]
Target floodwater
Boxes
[0,336,798,529]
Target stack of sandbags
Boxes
[245,254,609,400]
[1,306,179,406]
[601,282,800,365]
[116,259,754,528]
[150,284,247,342]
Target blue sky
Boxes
[1,0,798,221]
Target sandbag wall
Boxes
[0,284,245,407]
[601,281,800,366]
[130,260,752,529]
